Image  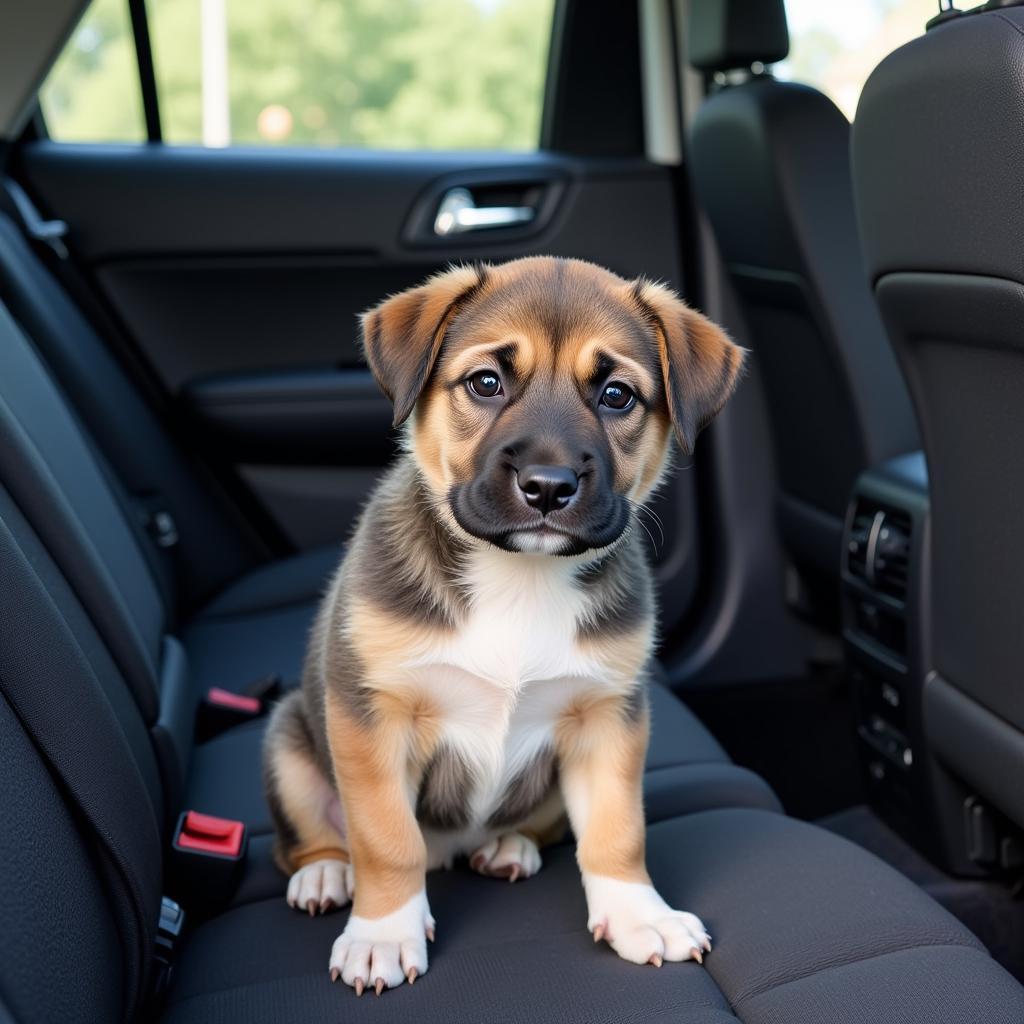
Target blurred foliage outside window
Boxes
[778,0,937,120]
[41,0,146,142]
[41,0,554,150]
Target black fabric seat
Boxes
[162,810,1024,1024]
[686,0,919,601]
[182,543,341,693]
[852,6,1024,845]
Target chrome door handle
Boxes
[433,187,536,236]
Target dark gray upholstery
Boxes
[852,6,1024,833]
[687,0,789,72]
[0,212,260,610]
[162,811,1024,1024]
[0,302,163,711]
[687,0,918,584]
[182,545,340,693]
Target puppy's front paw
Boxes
[470,832,542,882]
[583,874,710,967]
[329,889,435,995]
[287,858,354,915]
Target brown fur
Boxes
[262,256,742,942]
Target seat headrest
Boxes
[687,0,789,72]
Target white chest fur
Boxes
[401,549,612,830]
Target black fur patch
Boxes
[575,537,651,640]
[417,747,474,830]
[487,748,558,829]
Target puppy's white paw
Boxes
[470,832,542,882]
[328,889,435,995]
[583,874,711,966]
[286,858,354,916]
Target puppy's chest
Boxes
[406,557,613,827]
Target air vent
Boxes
[874,509,911,601]
[846,505,875,582]
[845,500,912,602]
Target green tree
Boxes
[43,0,554,150]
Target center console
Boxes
[842,452,1023,877]
[841,452,933,850]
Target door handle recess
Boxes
[433,187,535,236]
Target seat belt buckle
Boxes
[170,811,247,910]
[151,895,186,997]
[195,687,264,742]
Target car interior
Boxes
[1,0,1024,1020]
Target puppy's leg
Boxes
[557,696,711,967]
[263,691,353,915]
[325,695,433,995]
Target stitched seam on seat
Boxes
[643,759,734,773]
[993,12,1024,42]
[729,939,987,1008]
[192,593,319,622]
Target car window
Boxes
[778,0,936,120]
[39,0,146,143]
[39,0,555,151]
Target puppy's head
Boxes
[361,257,743,557]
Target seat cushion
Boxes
[162,809,1024,1023]
[182,544,341,695]
[184,682,781,841]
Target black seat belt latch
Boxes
[152,895,186,997]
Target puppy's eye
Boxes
[600,381,635,411]
[467,370,503,398]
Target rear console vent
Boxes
[874,509,911,601]
[846,505,875,583]
[845,501,913,603]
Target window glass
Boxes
[146,0,555,149]
[778,0,936,120]
[39,0,146,142]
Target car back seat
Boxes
[0,226,1021,1020]
[1,461,1021,1022]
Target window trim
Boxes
[127,0,161,141]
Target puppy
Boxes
[262,256,744,995]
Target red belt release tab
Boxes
[206,687,261,715]
[176,811,245,858]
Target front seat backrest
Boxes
[852,6,1024,831]
[687,0,919,588]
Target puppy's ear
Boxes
[630,279,745,454]
[360,264,488,427]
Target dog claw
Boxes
[374,977,385,997]
[320,897,335,914]
[509,864,521,883]
[330,968,340,983]
[354,979,364,997]
[425,926,435,943]
[306,899,316,917]
[592,924,605,943]
[407,968,418,985]
[649,954,663,968]
[691,948,703,965]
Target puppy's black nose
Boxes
[517,464,579,514]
